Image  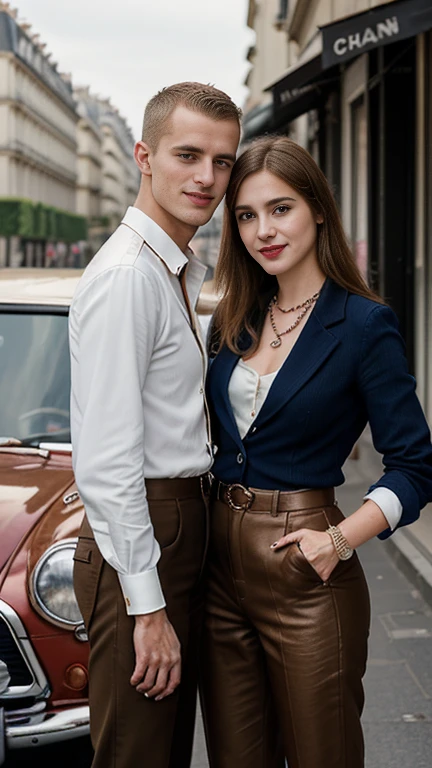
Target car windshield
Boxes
[0,311,71,445]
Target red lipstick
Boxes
[258,244,287,259]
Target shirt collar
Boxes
[121,206,189,276]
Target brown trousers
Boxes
[73,477,208,768]
[200,487,371,768]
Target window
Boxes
[0,312,71,444]
[274,0,289,30]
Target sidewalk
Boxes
[341,432,432,767]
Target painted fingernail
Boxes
[143,692,150,698]
[270,541,279,548]
[155,695,163,701]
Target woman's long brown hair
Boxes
[213,136,384,355]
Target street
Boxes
[4,446,432,767]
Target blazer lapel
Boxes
[208,345,243,447]
[253,279,347,427]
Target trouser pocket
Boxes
[73,532,104,631]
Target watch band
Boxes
[326,525,354,561]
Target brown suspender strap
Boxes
[179,267,212,444]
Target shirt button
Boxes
[237,453,244,464]
[199,386,204,394]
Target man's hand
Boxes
[130,608,181,701]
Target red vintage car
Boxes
[0,269,90,765]
[0,267,216,765]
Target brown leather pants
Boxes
[73,477,208,768]
[200,486,371,768]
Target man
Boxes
[69,82,241,768]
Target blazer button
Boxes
[237,453,244,464]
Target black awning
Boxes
[270,54,323,113]
[242,103,274,141]
[265,47,337,130]
[321,0,432,68]
[271,84,322,130]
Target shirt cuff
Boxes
[364,488,403,531]
[118,567,166,615]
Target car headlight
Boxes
[32,539,83,628]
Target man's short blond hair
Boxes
[142,82,242,149]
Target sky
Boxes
[13,0,254,140]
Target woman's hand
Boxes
[271,528,340,582]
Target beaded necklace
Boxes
[268,290,321,348]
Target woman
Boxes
[201,137,432,768]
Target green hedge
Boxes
[0,198,88,242]
[89,215,110,228]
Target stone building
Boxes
[0,3,87,266]
[74,88,138,239]
[0,3,138,266]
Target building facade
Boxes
[74,88,138,240]
[0,4,86,266]
[0,4,139,267]
[74,88,105,256]
[75,94,103,223]
[0,9,78,211]
[243,0,289,139]
[100,109,138,230]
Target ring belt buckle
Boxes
[225,483,255,511]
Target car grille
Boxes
[0,616,32,686]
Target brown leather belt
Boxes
[213,480,335,515]
[145,475,210,500]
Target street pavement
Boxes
[192,448,432,768]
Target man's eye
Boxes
[178,153,194,160]
[215,160,230,168]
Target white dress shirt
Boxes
[69,206,212,615]
[228,359,402,531]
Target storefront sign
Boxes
[322,0,432,68]
[275,84,314,109]
[270,53,323,112]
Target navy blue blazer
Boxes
[207,278,432,539]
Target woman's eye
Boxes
[238,212,255,221]
[274,205,290,214]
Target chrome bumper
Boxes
[5,705,90,750]
[0,599,90,759]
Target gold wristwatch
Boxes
[326,525,354,561]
